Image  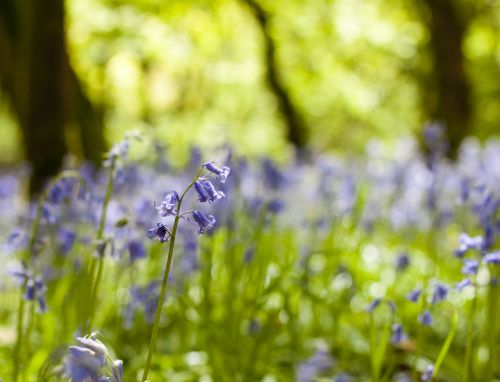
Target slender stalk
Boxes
[13,292,25,382]
[87,157,116,331]
[141,169,203,382]
[462,277,478,382]
[432,311,458,380]
[484,267,498,381]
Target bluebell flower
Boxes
[64,334,123,382]
[421,364,434,382]
[124,281,160,327]
[147,223,170,243]
[365,298,381,313]
[128,239,146,262]
[156,191,179,217]
[461,259,479,275]
[395,252,410,271]
[483,251,500,265]
[12,263,47,313]
[58,229,76,255]
[268,198,285,214]
[455,233,483,257]
[418,310,432,326]
[456,278,472,291]
[391,323,407,345]
[297,349,334,382]
[482,223,494,251]
[194,180,225,203]
[431,282,449,304]
[191,210,216,234]
[203,162,230,183]
[406,288,422,303]
[262,159,286,190]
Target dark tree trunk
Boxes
[422,0,471,159]
[241,0,309,153]
[27,0,68,194]
[0,0,107,196]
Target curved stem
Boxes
[141,168,204,382]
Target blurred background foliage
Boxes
[0,0,499,191]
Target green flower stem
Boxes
[87,157,116,332]
[141,169,203,382]
[484,266,498,381]
[13,171,82,382]
[462,275,479,382]
[432,310,458,380]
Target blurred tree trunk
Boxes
[241,0,309,154]
[0,0,106,196]
[421,0,471,159]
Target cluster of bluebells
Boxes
[64,334,123,382]
[148,161,230,241]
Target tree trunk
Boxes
[422,0,471,159]
[241,0,309,154]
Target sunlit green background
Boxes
[1,0,499,163]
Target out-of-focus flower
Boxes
[421,364,434,382]
[431,282,449,304]
[454,233,483,257]
[456,279,472,291]
[418,310,432,326]
[58,229,76,255]
[406,288,422,303]
[395,252,410,271]
[392,323,407,345]
[128,239,146,262]
[64,334,123,382]
[365,298,381,313]
[297,349,334,382]
[483,251,500,265]
[12,263,47,312]
[461,259,479,275]
[124,281,160,327]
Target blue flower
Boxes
[191,210,216,234]
[64,334,123,382]
[128,240,146,262]
[365,298,381,313]
[456,279,472,291]
[461,259,479,275]
[418,310,432,326]
[431,282,449,304]
[454,233,483,257]
[395,252,410,271]
[58,229,77,255]
[156,191,179,217]
[483,251,500,265]
[297,349,334,382]
[193,180,225,203]
[406,288,422,303]
[421,364,434,382]
[147,223,170,242]
[203,162,230,183]
[392,323,407,345]
[12,263,47,313]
